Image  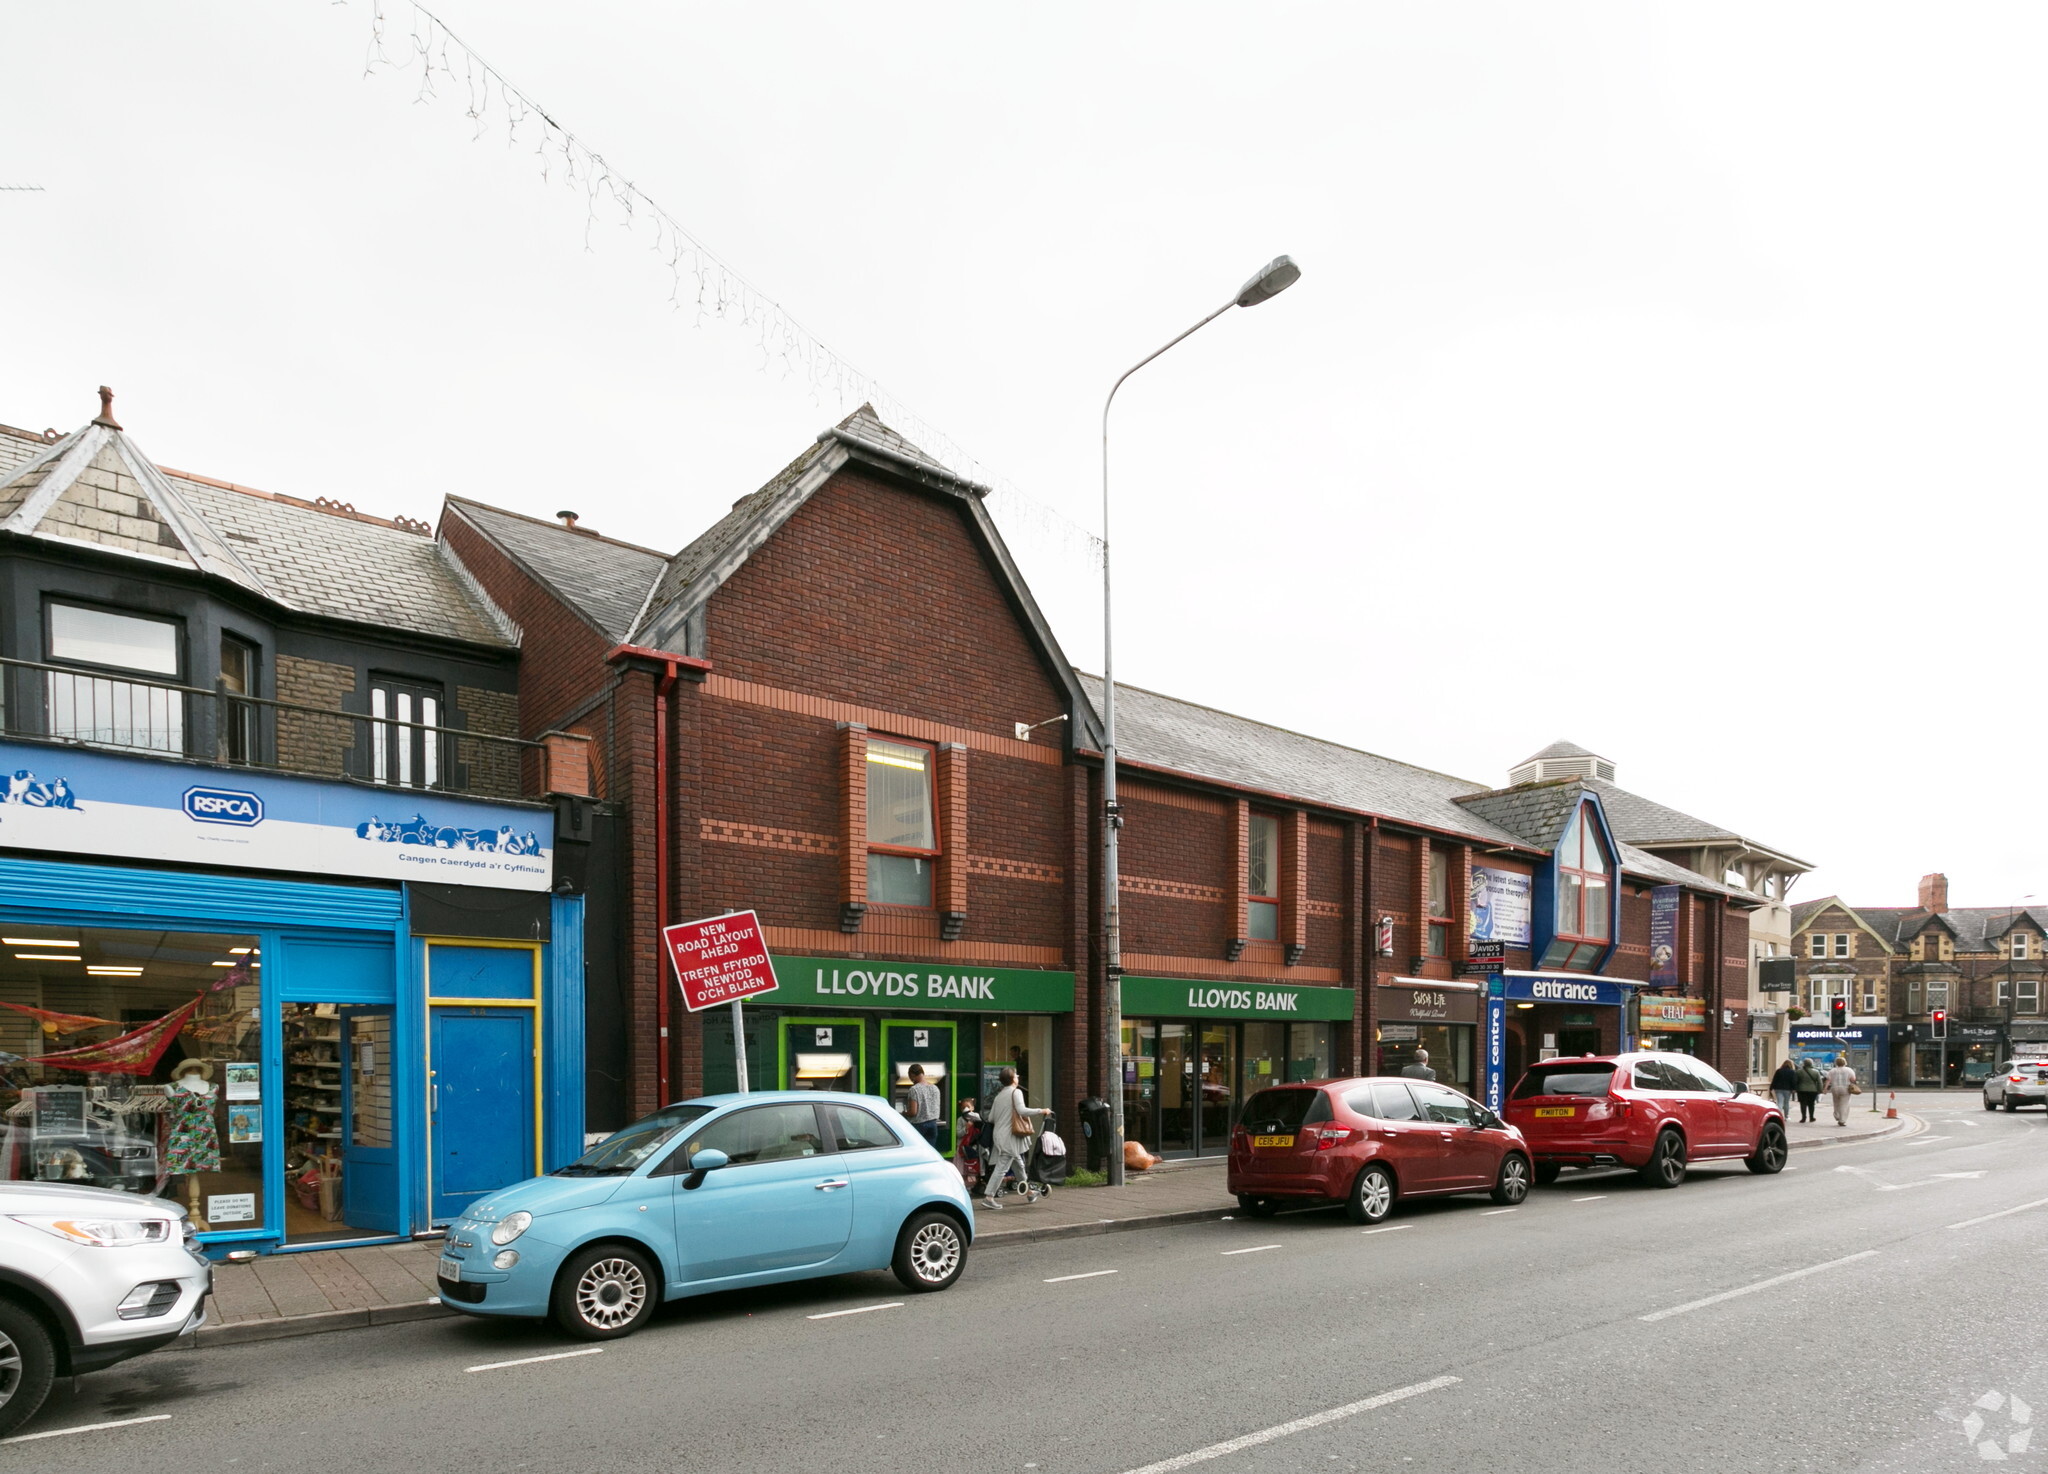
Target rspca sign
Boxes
[0,739,550,891]
[183,786,264,826]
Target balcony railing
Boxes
[0,654,543,802]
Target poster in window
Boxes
[223,1062,261,1101]
[1467,867,1532,946]
[1649,886,1681,986]
[228,1107,262,1144]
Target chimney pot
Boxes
[92,385,121,430]
[1918,872,1949,914]
[556,510,579,528]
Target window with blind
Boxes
[866,738,936,907]
[1247,814,1280,941]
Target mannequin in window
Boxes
[164,1059,222,1229]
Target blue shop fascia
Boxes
[0,740,587,1256]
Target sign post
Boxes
[660,909,780,1095]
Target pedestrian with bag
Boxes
[905,1063,942,1148]
[980,1066,1047,1210]
[1770,1058,1799,1121]
[1824,1053,1858,1126]
[1795,1056,1822,1123]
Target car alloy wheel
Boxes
[1985,1094,1998,1112]
[1348,1164,1394,1224]
[1491,1154,1530,1205]
[1746,1122,1788,1175]
[0,1301,57,1437]
[1640,1130,1686,1189]
[574,1257,649,1332]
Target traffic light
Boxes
[1932,1008,1948,1040]
[1830,997,1847,1029]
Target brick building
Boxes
[1791,873,2048,1087]
[442,405,1770,1150]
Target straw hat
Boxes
[169,1059,215,1084]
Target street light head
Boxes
[1235,254,1302,308]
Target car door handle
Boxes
[815,1179,850,1191]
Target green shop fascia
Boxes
[699,956,1076,1146]
[1118,975,1356,1021]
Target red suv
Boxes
[1226,1077,1532,1225]
[1503,1053,1788,1188]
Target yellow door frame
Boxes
[422,938,546,1194]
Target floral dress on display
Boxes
[164,1084,221,1174]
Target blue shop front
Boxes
[1788,1024,1891,1088]
[0,741,584,1255]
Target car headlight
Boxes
[12,1215,176,1247]
[490,1211,532,1246]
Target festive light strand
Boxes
[359,1,1103,574]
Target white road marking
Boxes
[466,1347,606,1372]
[806,1301,904,1319]
[1639,1250,1878,1322]
[1878,1171,1989,1192]
[1948,1198,2048,1231]
[1045,1270,1119,1283]
[1,1414,172,1444]
[1573,1196,1608,1202]
[1906,1136,1951,1144]
[1222,1243,1282,1255]
[1480,1208,1518,1216]
[1360,1225,1409,1235]
[1111,1375,1461,1474]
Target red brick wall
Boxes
[441,513,614,736]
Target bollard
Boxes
[1885,1091,1898,1120]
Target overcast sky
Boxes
[4,3,2042,911]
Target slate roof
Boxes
[442,498,668,643]
[0,418,513,647]
[1790,898,2048,952]
[1585,780,1742,847]
[1455,783,1582,852]
[1515,738,1598,766]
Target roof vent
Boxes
[92,385,121,430]
[1509,740,1615,787]
[557,510,579,528]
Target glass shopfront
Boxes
[0,925,265,1232]
[1121,1017,1336,1159]
[1373,980,1479,1100]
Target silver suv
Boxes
[1983,1059,2048,1112]
[0,1181,212,1435]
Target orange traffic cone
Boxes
[1885,1091,1898,1120]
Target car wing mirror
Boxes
[1731,1082,1748,1097]
[689,1148,730,1171]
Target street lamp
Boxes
[1099,255,1302,1186]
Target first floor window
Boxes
[1425,848,1452,957]
[220,634,258,764]
[1808,934,1828,959]
[1927,980,1950,1012]
[866,737,936,907]
[371,676,440,789]
[1859,980,1878,1014]
[45,602,184,753]
[1833,933,1852,958]
[1247,813,1280,941]
[2020,977,2041,1015]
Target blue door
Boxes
[338,1006,400,1234]
[431,1007,535,1222]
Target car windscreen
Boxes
[1512,1063,1617,1100]
[1239,1089,1325,1133]
[553,1104,713,1175]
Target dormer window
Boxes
[2015,933,2032,961]
[1540,802,1612,971]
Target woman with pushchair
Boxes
[980,1066,1047,1210]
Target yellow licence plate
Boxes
[1253,1135,1295,1149]
[1533,1106,1577,1118]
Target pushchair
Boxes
[985,1111,1068,1204]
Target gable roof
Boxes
[1791,898,2048,953]
[442,498,669,643]
[0,415,513,647]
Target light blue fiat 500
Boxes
[435,1091,975,1339]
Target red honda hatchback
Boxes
[1502,1053,1788,1188]
[1226,1077,1532,1224]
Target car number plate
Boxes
[438,1255,462,1282]
[1533,1106,1577,1118]
[1253,1134,1295,1148]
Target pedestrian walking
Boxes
[980,1067,1047,1210]
[1795,1056,1822,1123]
[1400,1048,1437,1081]
[905,1063,942,1148]
[1824,1053,1858,1126]
[1770,1058,1799,1121]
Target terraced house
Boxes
[1792,873,2048,1088]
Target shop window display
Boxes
[0,926,263,1233]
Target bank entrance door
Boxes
[1150,1021,1241,1158]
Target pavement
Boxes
[24,1097,2048,1471]
[186,1156,1242,1347]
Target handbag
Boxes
[1008,1092,1035,1138]
[1849,1081,1862,1095]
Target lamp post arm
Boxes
[1098,294,1234,1187]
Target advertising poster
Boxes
[228,1108,262,1143]
[1649,886,1681,986]
[224,1061,261,1101]
[1468,867,1532,946]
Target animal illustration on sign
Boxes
[0,770,78,808]
[354,813,542,854]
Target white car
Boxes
[1982,1060,2048,1112]
[0,1181,212,1435]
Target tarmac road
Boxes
[10,1097,2048,1474]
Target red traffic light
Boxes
[1932,1008,1948,1040]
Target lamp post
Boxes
[1099,255,1302,1186]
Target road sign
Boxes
[663,909,779,1012]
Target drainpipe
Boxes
[606,645,713,1110]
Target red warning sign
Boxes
[661,909,779,1012]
